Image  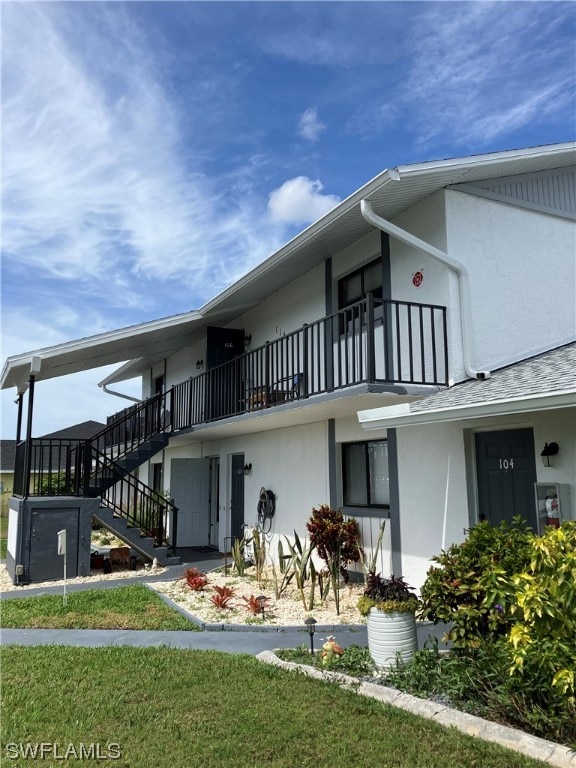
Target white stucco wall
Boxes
[234,263,326,350]
[218,421,329,551]
[396,422,470,590]
[165,344,205,390]
[332,230,381,285]
[446,190,576,378]
[391,405,575,590]
[162,422,329,554]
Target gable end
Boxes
[448,166,576,220]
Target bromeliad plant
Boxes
[242,594,270,616]
[210,585,235,610]
[357,574,419,616]
[184,567,208,592]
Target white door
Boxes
[171,459,210,547]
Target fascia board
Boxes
[395,142,576,177]
[199,170,399,314]
[358,389,576,430]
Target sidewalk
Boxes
[0,623,449,655]
[0,553,450,655]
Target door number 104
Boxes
[499,458,514,470]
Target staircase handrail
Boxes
[89,391,169,462]
[90,446,178,549]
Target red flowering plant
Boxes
[306,505,361,615]
[184,567,208,592]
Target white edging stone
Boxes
[256,651,576,768]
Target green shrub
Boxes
[419,517,533,648]
[39,471,76,495]
[509,521,576,701]
[388,639,576,747]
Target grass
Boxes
[0,584,198,630]
[0,646,548,768]
[277,644,576,749]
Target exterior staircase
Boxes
[19,392,180,566]
[92,505,180,566]
[84,400,178,565]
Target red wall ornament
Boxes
[412,270,424,288]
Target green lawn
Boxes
[0,646,547,768]
[0,584,198,630]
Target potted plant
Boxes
[358,574,419,669]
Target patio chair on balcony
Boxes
[246,373,304,410]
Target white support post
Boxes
[57,529,67,606]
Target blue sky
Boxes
[1,0,575,436]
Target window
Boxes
[338,258,384,311]
[152,463,163,493]
[343,440,389,507]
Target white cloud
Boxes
[404,3,575,148]
[346,2,575,148]
[267,177,340,226]
[298,107,326,142]
[1,4,281,312]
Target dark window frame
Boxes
[337,257,385,311]
[342,439,390,509]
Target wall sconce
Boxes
[244,334,252,347]
[195,360,204,370]
[304,616,317,655]
[541,442,559,467]
[243,462,252,476]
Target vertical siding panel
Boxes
[475,170,574,215]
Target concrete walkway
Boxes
[0,552,450,654]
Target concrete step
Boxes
[93,506,178,566]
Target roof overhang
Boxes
[1,311,204,392]
[3,142,575,392]
[358,389,576,430]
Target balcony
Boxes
[170,294,448,430]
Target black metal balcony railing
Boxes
[13,294,447,524]
[170,294,448,428]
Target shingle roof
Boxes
[0,422,106,472]
[39,420,106,440]
[410,343,576,414]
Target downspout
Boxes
[99,383,140,403]
[360,199,490,380]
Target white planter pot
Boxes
[367,608,418,669]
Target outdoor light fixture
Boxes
[244,334,252,346]
[243,462,252,476]
[195,360,204,370]
[541,442,559,467]
[256,594,267,619]
[304,616,317,655]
